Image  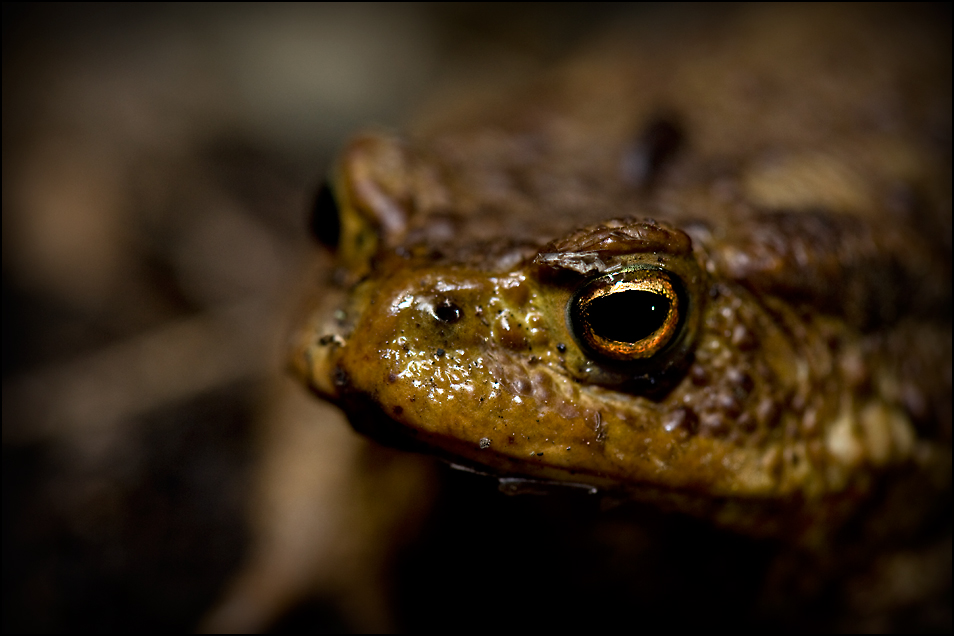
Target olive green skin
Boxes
[292,4,951,539]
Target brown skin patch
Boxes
[290,5,951,541]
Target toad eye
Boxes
[570,269,682,361]
[309,179,341,248]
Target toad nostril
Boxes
[433,300,463,323]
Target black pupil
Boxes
[585,290,670,343]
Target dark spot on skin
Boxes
[309,179,341,247]
[536,452,544,456]
[392,405,403,416]
[726,368,755,395]
[620,115,685,188]
[387,373,397,383]
[436,348,445,357]
[333,366,349,388]
[318,334,337,346]
[557,343,567,353]
[434,299,463,323]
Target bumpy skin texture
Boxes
[293,5,951,539]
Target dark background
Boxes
[2,4,638,631]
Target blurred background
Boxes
[2,3,635,631]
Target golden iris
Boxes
[571,269,680,361]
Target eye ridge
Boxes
[571,268,682,361]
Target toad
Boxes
[293,4,951,542]
[207,5,951,631]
